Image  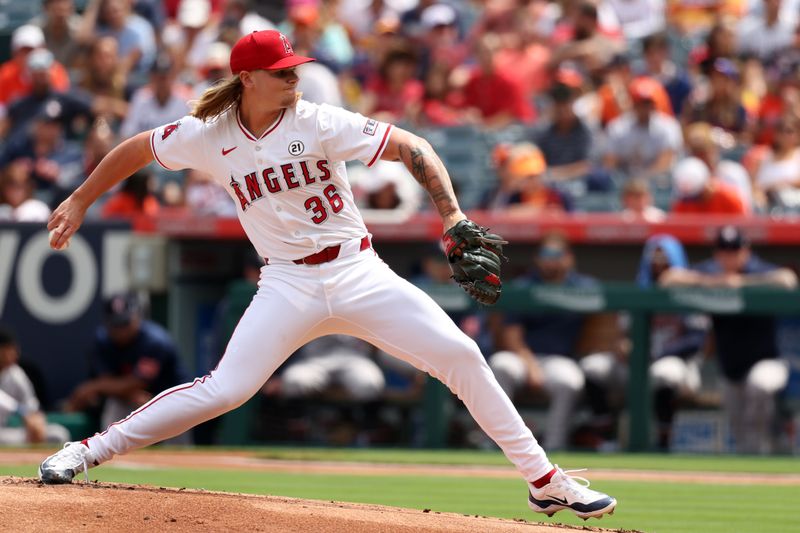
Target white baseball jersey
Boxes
[149,100,393,260]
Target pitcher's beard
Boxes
[280,90,301,108]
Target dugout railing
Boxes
[127,212,800,451]
[421,283,800,451]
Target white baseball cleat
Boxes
[528,465,617,520]
[38,441,95,484]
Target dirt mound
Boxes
[0,477,633,533]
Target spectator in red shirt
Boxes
[685,121,753,210]
[670,157,748,214]
[754,62,800,147]
[492,7,552,98]
[419,63,469,126]
[362,48,424,123]
[460,33,535,127]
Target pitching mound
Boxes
[1,477,632,533]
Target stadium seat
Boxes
[573,192,620,213]
[417,126,489,210]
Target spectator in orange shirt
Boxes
[493,143,571,214]
[101,170,160,218]
[0,25,70,108]
[598,56,673,127]
[670,157,748,214]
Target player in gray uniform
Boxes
[0,327,70,445]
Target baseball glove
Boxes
[442,220,507,305]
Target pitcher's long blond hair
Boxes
[190,74,303,122]
[190,76,243,122]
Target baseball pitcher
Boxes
[39,30,615,520]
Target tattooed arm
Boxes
[380,127,466,231]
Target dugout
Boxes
[2,213,799,450]
[129,212,800,451]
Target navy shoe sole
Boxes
[38,464,75,485]
[529,493,617,520]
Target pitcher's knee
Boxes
[437,338,486,373]
[437,342,494,387]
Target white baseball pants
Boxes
[489,351,585,450]
[87,244,554,482]
[722,358,789,454]
[281,349,386,401]
[0,424,70,445]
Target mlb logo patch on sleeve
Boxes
[363,119,378,136]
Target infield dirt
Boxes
[1,477,636,533]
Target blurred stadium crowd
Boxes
[1,0,799,454]
[2,0,800,219]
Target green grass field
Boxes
[3,448,799,533]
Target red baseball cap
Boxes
[230,30,315,74]
[628,77,660,103]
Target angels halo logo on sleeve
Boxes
[288,140,305,156]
